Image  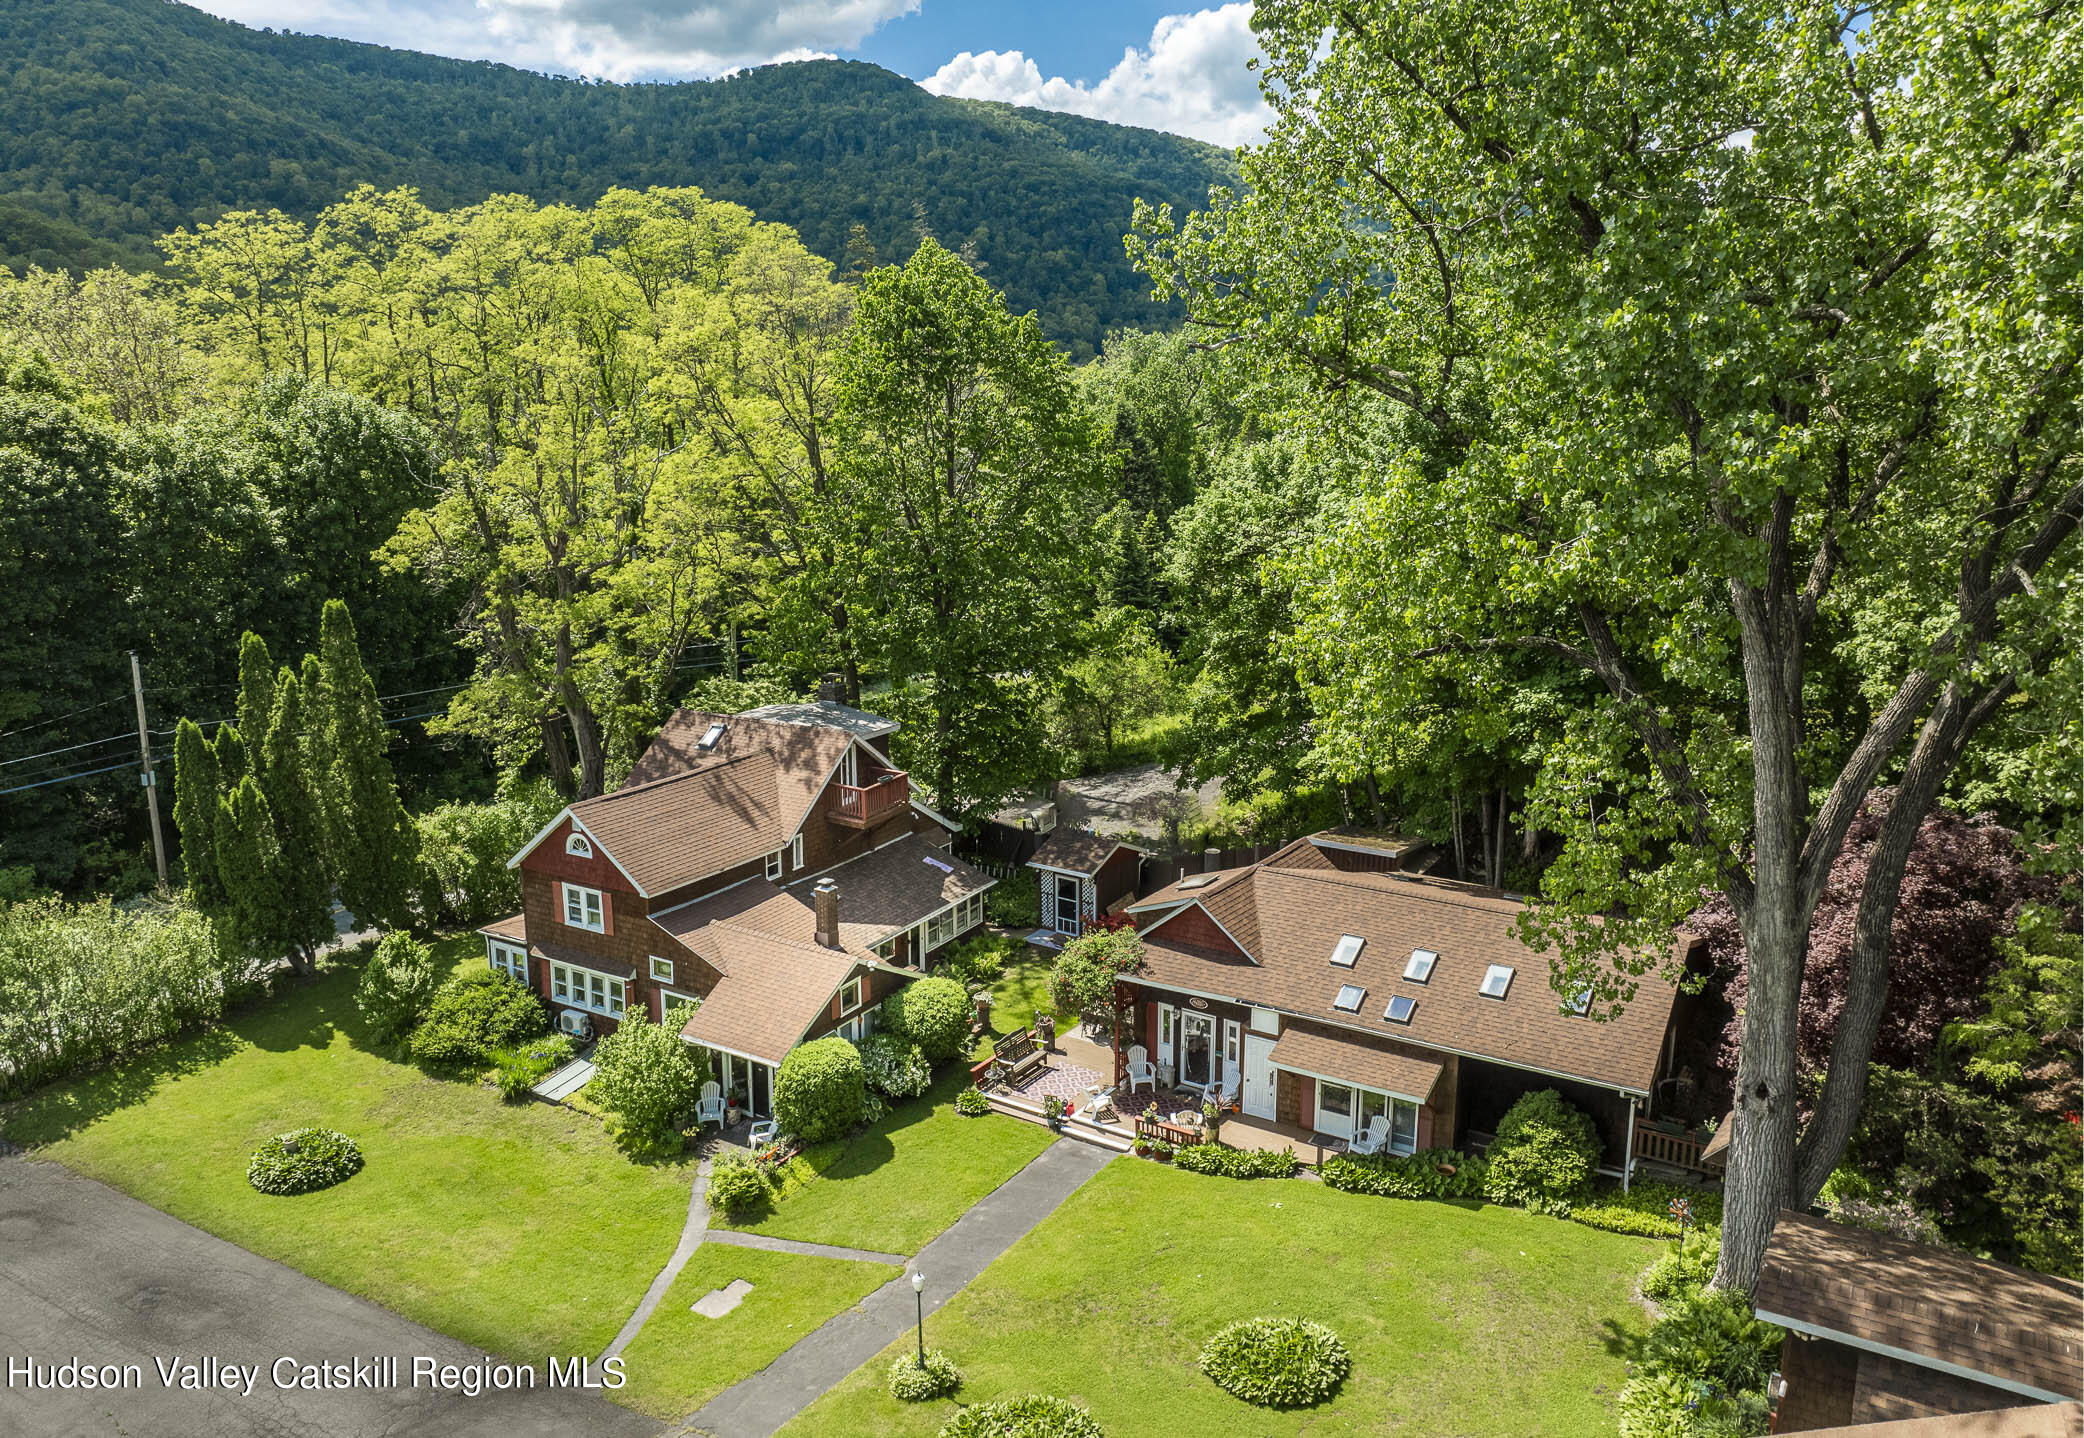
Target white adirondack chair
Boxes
[695,1080,725,1128]
[1214,1077,1240,1112]
[1125,1044,1157,1094]
[1347,1114,1390,1157]
[748,1119,779,1148]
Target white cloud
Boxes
[191,0,915,80]
[920,4,1269,148]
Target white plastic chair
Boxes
[1125,1044,1156,1094]
[1347,1114,1390,1157]
[748,1119,779,1148]
[696,1080,725,1128]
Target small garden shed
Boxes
[1024,829,1149,937]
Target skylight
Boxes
[696,722,727,751]
[1404,948,1437,983]
[1479,964,1514,999]
[1330,934,1365,968]
[1333,984,1366,1013]
[1565,987,1593,1016]
[1384,994,1417,1024]
[1178,874,1218,890]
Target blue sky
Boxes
[192,1,1271,145]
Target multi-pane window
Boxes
[550,961,625,1018]
[649,955,675,983]
[955,891,984,931]
[840,976,865,1013]
[565,832,593,857]
[562,883,605,932]
[489,942,527,982]
[1318,1083,1420,1156]
[765,849,783,881]
[925,907,957,951]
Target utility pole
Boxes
[129,651,168,887]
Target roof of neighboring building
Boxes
[1786,1404,2081,1438]
[1308,827,1427,858]
[1025,827,1148,875]
[1266,1021,1447,1104]
[479,912,528,943]
[677,926,870,1066]
[785,833,995,945]
[1754,1211,2084,1404]
[1127,856,1682,1094]
[741,700,899,741]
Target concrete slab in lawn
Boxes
[0,1153,660,1438]
[691,1280,753,1319]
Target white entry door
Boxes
[1051,874,1082,935]
[1179,1011,1217,1090]
[1242,1034,1277,1119]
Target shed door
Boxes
[1052,874,1081,935]
[1242,1034,1277,1119]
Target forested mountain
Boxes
[0,0,1232,355]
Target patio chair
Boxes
[1347,1114,1390,1157]
[1125,1044,1156,1094]
[1214,1077,1240,1111]
[695,1080,725,1129]
[747,1119,778,1148]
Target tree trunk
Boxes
[1713,911,1807,1293]
[1522,804,1539,864]
[540,715,576,800]
[1361,771,1386,828]
[1492,788,1508,888]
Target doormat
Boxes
[692,1278,754,1318]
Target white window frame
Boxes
[765,848,784,881]
[1480,963,1514,999]
[872,938,895,961]
[648,955,675,984]
[839,1012,869,1043]
[839,976,865,1014]
[565,831,593,858]
[1249,1006,1279,1035]
[1315,1081,1419,1156]
[790,833,804,869]
[488,941,527,982]
[562,882,605,933]
[549,960,625,1018]
[925,906,956,951]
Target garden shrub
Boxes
[1571,1181,1724,1238]
[856,1031,933,1099]
[1617,1371,1770,1438]
[1640,1290,1783,1396]
[355,930,439,1043]
[591,1005,708,1156]
[860,1087,890,1125]
[492,1032,577,1102]
[1174,1143,1300,1179]
[707,1152,768,1215]
[248,1127,363,1195]
[954,1085,992,1117]
[888,1348,963,1402]
[1319,1147,1487,1199]
[881,975,973,1061]
[938,1394,1104,1438]
[1641,1232,1721,1303]
[1048,926,1143,1023]
[984,877,1041,930]
[1197,1317,1350,1408]
[414,780,561,926]
[942,932,1012,990]
[774,1036,867,1142]
[1482,1089,1601,1210]
[408,968,547,1069]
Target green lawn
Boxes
[970,942,1060,1060]
[0,939,695,1363]
[781,1159,1658,1438]
[615,1244,898,1418]
[716,1064,1055,1254]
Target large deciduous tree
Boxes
[807,239,1111,816]
[1133,0,2079,1289]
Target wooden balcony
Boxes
[832,771,909,828]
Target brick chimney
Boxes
[813,878,841,948]
[817,672,844,703]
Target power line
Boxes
[0,696,133,741]
[0,760,137,798]
[0,732,138,768]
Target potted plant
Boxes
[1132,1136,1151,1158]
[725,1097,742,1126]
[1152,1139,1175,1163]
[1042,1094,1066,1132]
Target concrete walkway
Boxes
[601,1158,713,1363]
[704,1229,908,1266]
[683,1138,1114,1438]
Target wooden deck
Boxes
[1214,1113,1346,1168]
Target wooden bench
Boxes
[992,1029,1046,1088]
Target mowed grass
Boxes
[615,1244,898,1419]
[715,1063,1054,1254]
[1,939,694,1362]
[969,941,1059,1061]
[782,1158,1658,1438]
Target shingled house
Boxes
[478,702,993,1116]
[1119,832,1689,1176]
[1756,1210,2084,1431]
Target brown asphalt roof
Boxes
[568,750,784,895]
[479,912,527,943]
[1754,1211,2084,1403]
[530,935,637,981]
[1127,864,1257,911]
[1266,1021,1446,1104]
[677,925,868,1066]
[1130,862,1680,1094]
[1788,1405,2080,1438]
[1026,828,1143,875]
[624,708,854,834]
[788,833,994,943]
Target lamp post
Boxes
[911,1270,926,1365]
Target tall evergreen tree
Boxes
[316,600,421,930]
[259,667,334,974]
[170,717,225,914]
[214,775,285,965]
[211,721,246,785]
[234,631,275,743]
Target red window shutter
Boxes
[831,992,842,1021]
[601,890,613,936]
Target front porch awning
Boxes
[1267,1021,1446,1105]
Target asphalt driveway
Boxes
[0,1151,660,1438]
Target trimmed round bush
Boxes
[1197,1317,1350,1408]
[888,1348,963,1402]
[939,1394,1104,1438]
[1481,1088,1601,1210]
[774,1036,867,1143]
[707,1153,768,1215]
[409,968,548,1069]
[248,1127,363,1195]
[857,1031,934,1098]
[882,975,973,1061]
[954,1085,992,1117]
